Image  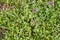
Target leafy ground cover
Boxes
[0,0,60,40]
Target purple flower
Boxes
[49,1,54,6]
[32,8,38,13]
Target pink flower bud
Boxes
[49,1,54,6]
